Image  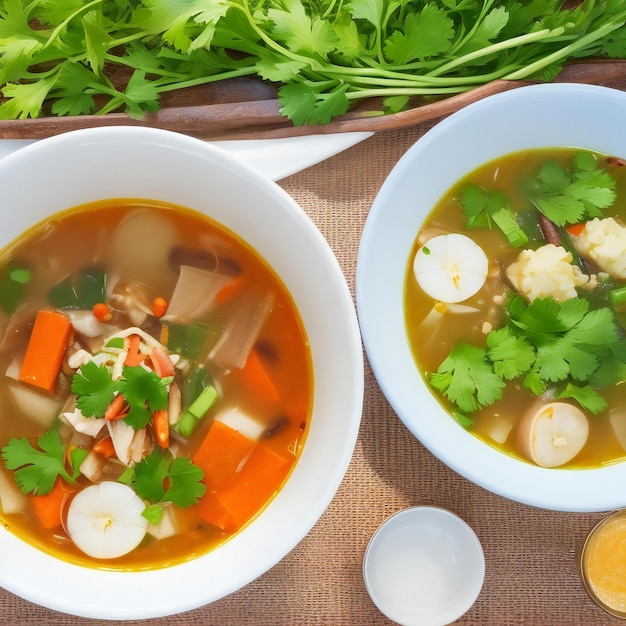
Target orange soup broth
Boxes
[404,148,626,469]
[0,199,313,570]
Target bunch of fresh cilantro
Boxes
[2,0,626,124]
[427,294,626,426]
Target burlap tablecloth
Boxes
[1,123,620,625]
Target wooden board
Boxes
[0,60,625,141]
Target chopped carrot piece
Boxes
[124,333,144,366]
[92,436,116,458]
[215,277,244,306]
[150,346,175,378]
[105,394,127,421]
[194,442,293,531]
[152,297,168,318]
[32,478,73,529]
[566,222,586,237]
[152,409,169,448]
[92,302,112,322]
[19,309,74,393]
[192,420,256,491]
[238,348,280,404]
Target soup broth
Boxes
[0,199,312,570]
[405,148,626,469]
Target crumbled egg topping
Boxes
[506,244,594,302]
[574,217,626,280]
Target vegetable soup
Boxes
[0,200,312,570]
[405,148,626,469]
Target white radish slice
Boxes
[216,406,266,441]
[413,233,488,303]
[517,402,589,468]
[66,482,148,559]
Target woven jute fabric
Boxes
[0,125,617,625]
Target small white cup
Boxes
[363,506,485,625]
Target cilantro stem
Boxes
[154,67,259,93]
[609,286,626,308]
[344,86,469,100]
[4,0,626,124]
[446,0,498,57]
[427,27,566,78]
[40,0,104,52]
[505,17,626,80]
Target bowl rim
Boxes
[357,82,626,513]
[0,126,364,619]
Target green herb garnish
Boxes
[1,429,83,495]
[131,448,206,522]
[71,361,172,429]
[427,295,624,418]
[460,183,528,247]
[0,262,32,314]
[2,2,626,125]
[524,153,617,227]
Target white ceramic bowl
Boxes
[0,127,364,619]
[363,506,485,626]
[357,83,626,513]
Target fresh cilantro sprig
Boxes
[428,343,505,415]
[506,295,620,384]
[1,429,85,495]
[71,362,172,430]
[2,1,626,124]
[130,447,206,523]
[523,152,617,227]
[117,366,170,429]
[72,361,118,418]
[427,295,624,420]
[459,184,528,247]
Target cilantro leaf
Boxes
[132,448,205,508]
[524,155,617,226]
[117,366,169,430]
[427,342,505,414]
[133,0,229,53]
[278,81,349,125]
[383,5,454,64]
[267,0,338,57]
[522,368,547,396]
[452,6,509,57]
[0,76,57,120]
[508,297,620,383]
[486,327,535,380]
[459,183,528,246]
[556,383,608,415]
[142,503,165,525]
[72,361,117,418]
[166,457,207,507]
[122,70,161,119]
[2,430,75,495]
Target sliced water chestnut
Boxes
[66,482,148,559]
[413,233,488,303]
[517,402,589,468]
